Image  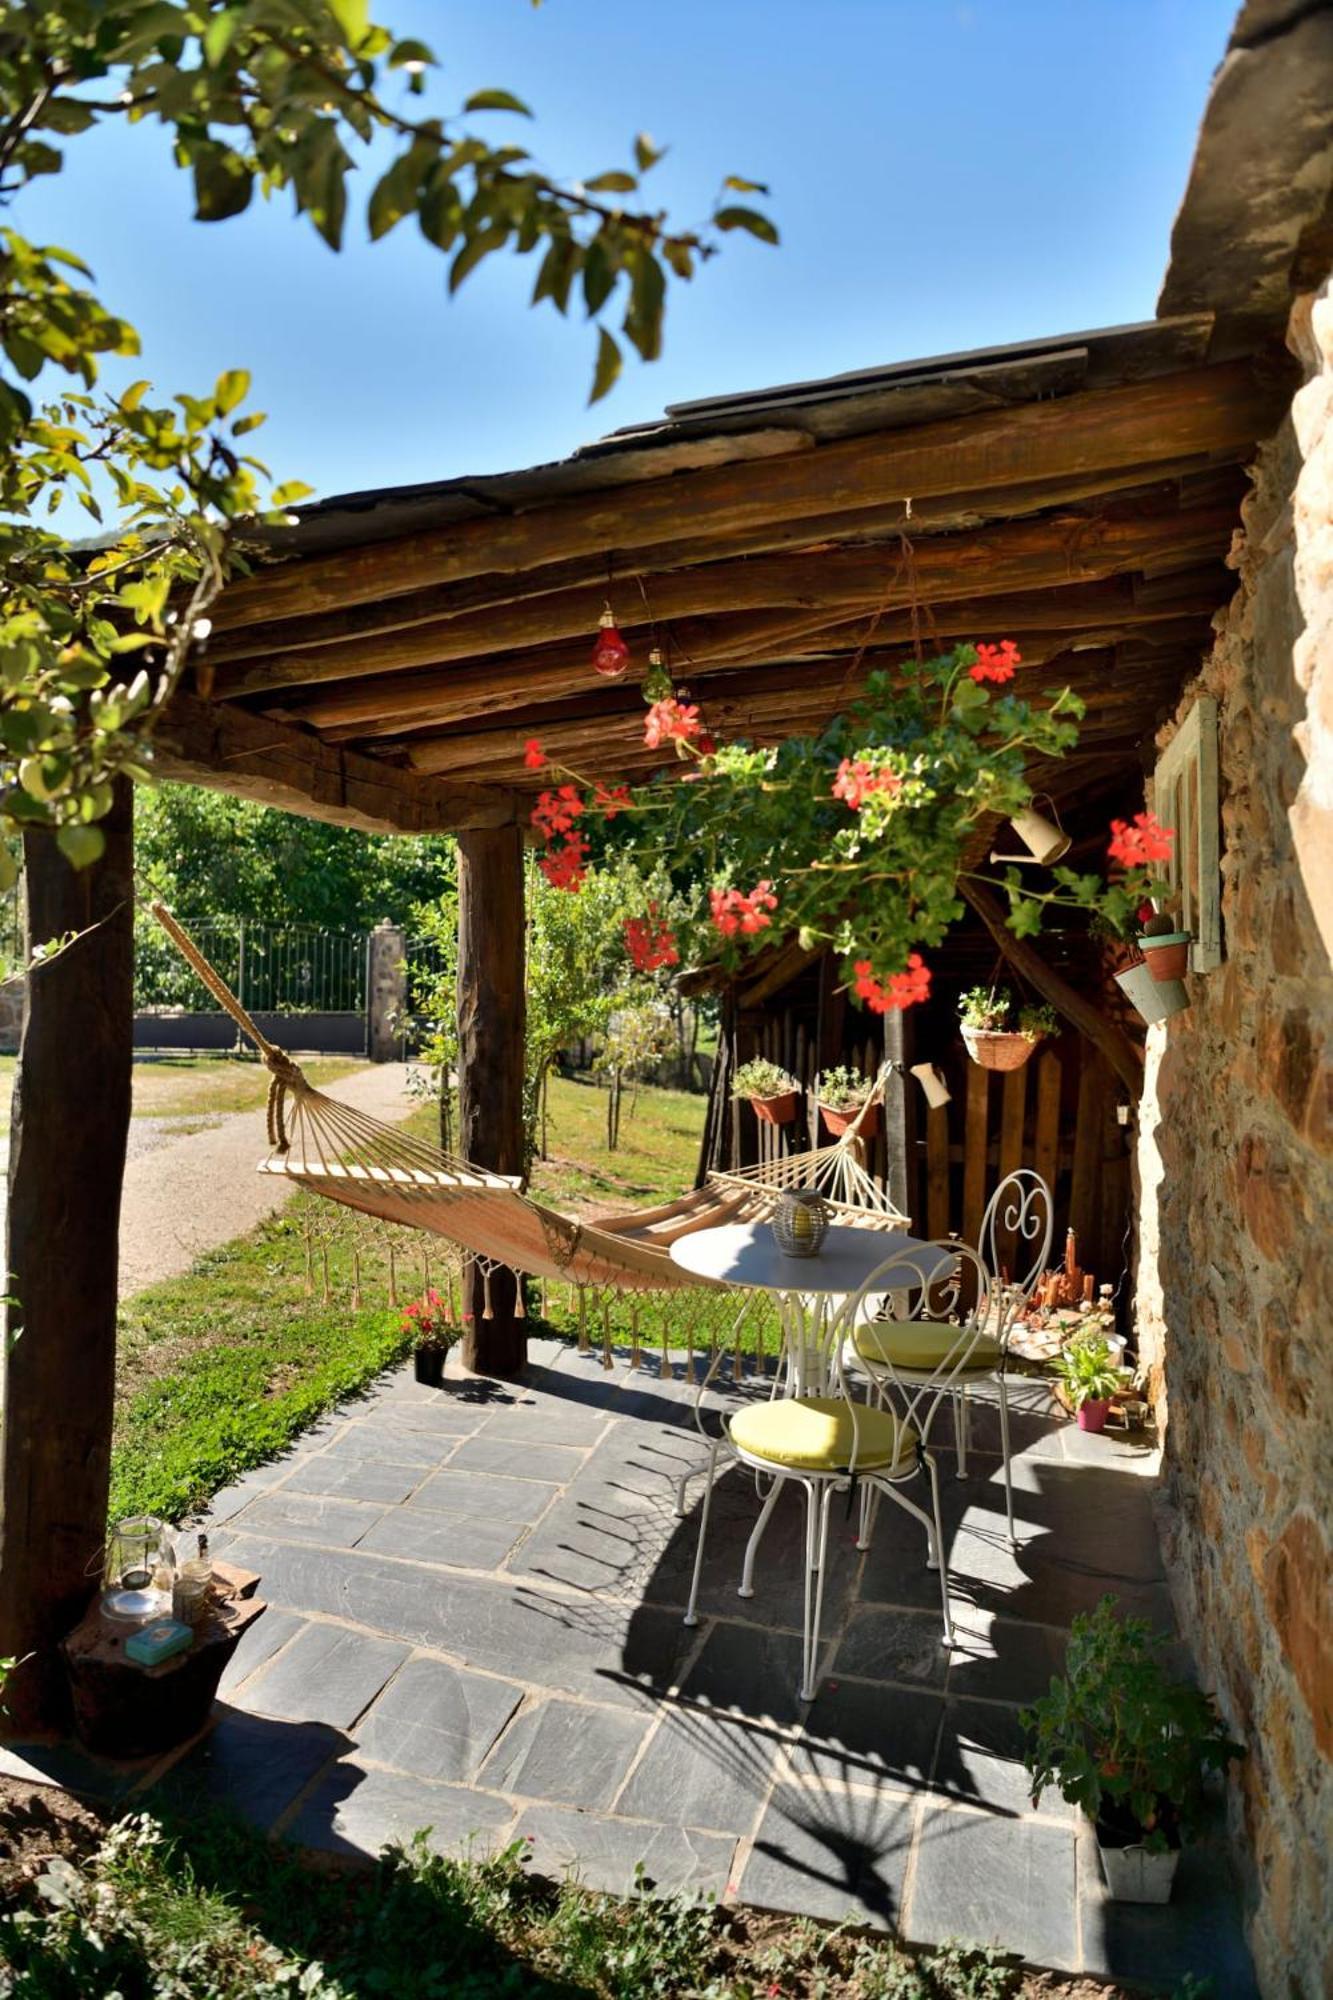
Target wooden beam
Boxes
[152,690,517,834]
[206,457,1246,667]
[212,359,1284,630]
[215,498,1241,700]
[960,878,1143,1096]
[0,784,134,1727]
[291,570,1227,740]
[456,826,526,1377]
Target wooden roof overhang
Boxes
[154,315,1296,836]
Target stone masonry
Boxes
[1136,279,1333,2000]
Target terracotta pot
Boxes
[413,1347,446,1387]
[750,1090,798,1127]
[1076,1397,1111,1432]
[1114,961,1190,1024]
[960,1025,1036,1072]
[1138,931,1192,982]
[821,1101,881,1137]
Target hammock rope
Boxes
[149,902,908,1298]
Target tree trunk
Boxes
[0,783,134,1731]
[455,825,526,1376]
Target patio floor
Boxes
[4,1340,1257,1992]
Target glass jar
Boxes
[103,1516,176,1623]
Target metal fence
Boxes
[134,917,367,1016]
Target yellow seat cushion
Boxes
[853,1318,1000,1374]
[728,1396,917,1473]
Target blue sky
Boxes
[24,0,1237,502]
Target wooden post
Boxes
[455,825,526,1377]
[0,781,134,1731]
[881,1010,910,1218]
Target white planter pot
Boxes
[1097,1837,1181,1904]
[1114,962,1190,1025]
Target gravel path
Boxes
[113,1063,419,1298]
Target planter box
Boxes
[821,1101,881,1138]
[414,1347,447,1386]
[1097,1837,1181,1904]
[1114,961,1190,1024]
[749,1091,798,1127]
[961,1025,1036,1072]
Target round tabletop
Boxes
[668,1219,954,1295]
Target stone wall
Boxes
[1136,283,1332,2000]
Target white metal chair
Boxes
[677,1241,993,1702]
[848,1170,1053,1548]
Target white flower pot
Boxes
[1097,1837,1181,1904]
[1114,962,1190,1025]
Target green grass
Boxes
[0,1053,367,1138]
[0,1803,1122,1999]
[110,1201,411,1521]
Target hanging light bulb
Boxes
[643,645,673,702]
[591,604,630,679]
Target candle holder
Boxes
[102,1516,175,1623]
[772,1187,831,1258]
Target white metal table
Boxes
[669,1219,955,1393]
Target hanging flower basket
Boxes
[751,1091,799,1127]
[961,1025,1037,1072]
[821,1101,881,1137]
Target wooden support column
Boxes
[455,824,526,1377]
[0,782,134,1731]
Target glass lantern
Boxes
[772,1187,831,1258]
[103,1515,176,1622]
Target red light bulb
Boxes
[592,607,630,679]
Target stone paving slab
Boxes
[129,1343,1255,1992]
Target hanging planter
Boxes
[815,1065,881,1136]
[958,987,1054,1072]
[732,1058,801,1127]
[1137,910,1193,982]
[1114,960,1190,1024]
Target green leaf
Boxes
[634,134,665,174]
[581,240,615,316]
[463,90,532,117]
[713,204,779,245]
[271,481,314,507]
[231,410,267,436]
[368,152,424,241]
[723,174,770,194]
[192,145,254,223]
[590,328,622,405]
[328,0,371,46]
[213,368,250,416]
[583,171,638,194]
[202,6,243,65]
[448,226,509,294]
[56,825,106,870]
[120,380,151,413]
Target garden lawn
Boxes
[0,1053,367,1138]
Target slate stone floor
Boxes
[2,1341,1257,1993]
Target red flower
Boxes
[594,781,633,821]
[531,785,585,842]
[539,831,589,892]
[644,698,701,750]
[969,640,1022,685]
[697,732,717,757]
[522,738,546,770]
[853,952,931,1013]
[709,880,778,938]
[832,756,902,810]
[1108,811,1174,868]
[624,905,679,972]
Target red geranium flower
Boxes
[852,952,931,1013]
[522,738,546,770]
[539,830,589,892]
[624,905,679,972]
[594,781,633,821]
[1107,810,1174,868]
[709,880,778,938]
[644,697,701,750]
[531,785,585,842]
[969,640,1022,685]
[832,756,902,810]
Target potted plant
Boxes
[959,987,1043,1071]
[1138,908,1193,983]
[732,1057,802,1126]
[1053,1333,1123,1432]
[1018,1001,1058,1042]
[404,1289,459,1386]
[815,1064,880,1137]
[1022,1596,1243,1904]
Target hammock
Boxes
[151,903,908,1295]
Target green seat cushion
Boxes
[852,1318,1000,1374]
[728,1395,917,1473]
